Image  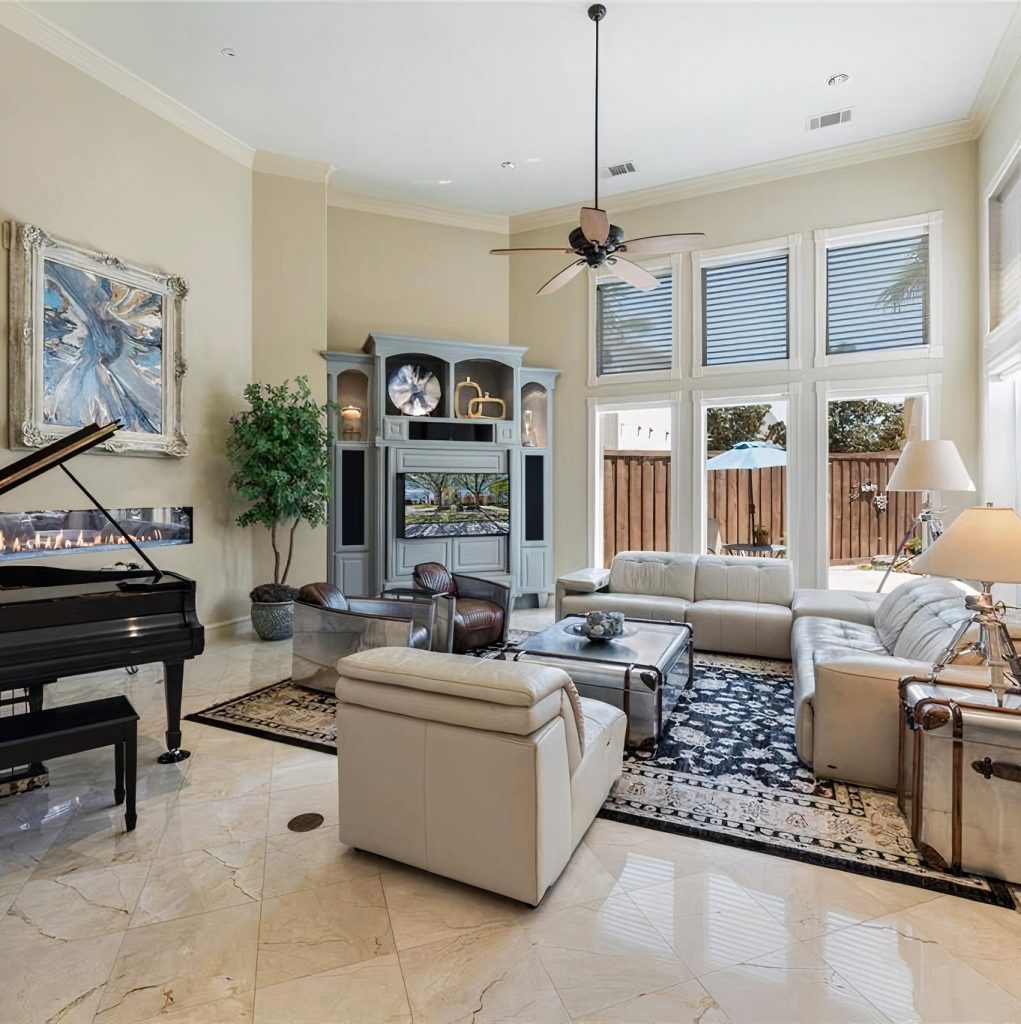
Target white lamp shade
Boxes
[885,440,975,493]
[912,507,1021,583]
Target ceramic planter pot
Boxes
[251,600,294,641]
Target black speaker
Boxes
[340,449,365,547]
[524,454,544,542]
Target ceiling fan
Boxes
[491,4,705,296]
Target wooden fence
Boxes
[602,450,919,567]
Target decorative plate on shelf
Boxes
[387,364,441,417]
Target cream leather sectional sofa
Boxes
[792,578,983,790]
[557,551,796,659]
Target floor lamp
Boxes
[912,506,1021,705]
[877,440,975,593]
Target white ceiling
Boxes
[24,1,1020,216]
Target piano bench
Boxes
[0,696,139,831]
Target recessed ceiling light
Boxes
[827,73,850,86]
[525,157,541,164]
[501,161,516,169]
[437,179,452,185]
[221,47,237,57]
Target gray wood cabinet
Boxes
[324,335,556,606]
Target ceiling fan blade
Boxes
[537,260,586,296]
[607,257,659,291]
[580,207,609,245]
[619,232,706,254]
[489,247,576,255]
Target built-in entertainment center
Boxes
[323,334,558,605]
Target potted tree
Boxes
[227,376,332,640]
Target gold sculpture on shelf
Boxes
[454,376,482,418]
[467,392,506,420]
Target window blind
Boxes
[990,161,1021,331]
[596,270,673,376]
[702,254,789,366]
[826,234,929,355]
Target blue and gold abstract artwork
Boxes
[42,259,164,433]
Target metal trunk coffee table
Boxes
[513,615,694,748]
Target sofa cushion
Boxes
[607,551,698,601]
[684,600,792,659]
[873,578,964,652]
[413,561,456,595]
[891,593,980,664]
[791,589,884,626]
[561,591,690,622]
[693,556,794,607]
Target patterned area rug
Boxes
[186,639,1016,909]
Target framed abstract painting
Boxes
[5,221,189,457]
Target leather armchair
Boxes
[402,562,510,653]
[335,646,627,905]
[292,582,436,693]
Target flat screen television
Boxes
[397,472,510,539]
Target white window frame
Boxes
[691,384,799,568]
[813,375,938,589]
[588,255,681,387]
[814,211,943,369]
[691,234,802,378]
[586,392,681,567]
[983,136,1021,360]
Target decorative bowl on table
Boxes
[572,610,626,642]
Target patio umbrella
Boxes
[705,441,787,545]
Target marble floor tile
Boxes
[269,746,337,792]
[807,918,1021,1023]
[157,793,270,856]
[263,826,380,898]
[721,854,939,940]
[399,923,571,1023]
[0,929,125,1024]
[175,754,273,804]
[848,894,1021,1003]
[131,839,264,926]
[380,863,530,951]
[257,874,395,988]
[526,894,691,1017]
[3,861,149,941]
[574,979,731,1023]
[253,953,412,1023]
[95,902,259,1024]
[628,871,800,976]
[266,780,339,837]
[700,942,885,1024]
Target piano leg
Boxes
[158,660,190,764]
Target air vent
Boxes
[807,108,853,131]
[603,161,637,177]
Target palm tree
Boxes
[879,238,928,312]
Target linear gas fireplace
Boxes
[0,507,193,561]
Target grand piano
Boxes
[0,422,204,768]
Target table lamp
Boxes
[912,505,1021,704]
[877,440,975,592]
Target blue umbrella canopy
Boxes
[705,440,787,471]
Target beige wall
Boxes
[251,169,329,588]
[979,53,1021,189]
[508,142,979,581]
[326,205,509,350]
[0,27,253,626]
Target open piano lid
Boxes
[0,421,163,580]
[0,422,120,497]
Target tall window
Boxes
[702,255,789,366]
[990,157,1021,333]
[595,270,673,378]
[826,235,929,355]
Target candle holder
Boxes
[340,405,364,442]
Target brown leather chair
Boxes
[292,582,436,692]
[410,562,510,653]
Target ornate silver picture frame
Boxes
[5,221,188,457]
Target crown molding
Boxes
[0,4,255,168]
[509,119,979,235]
[254,150,334,184]
[971,4,1021,129]
[327,189,509,234]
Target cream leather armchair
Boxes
[335,647,627,905]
